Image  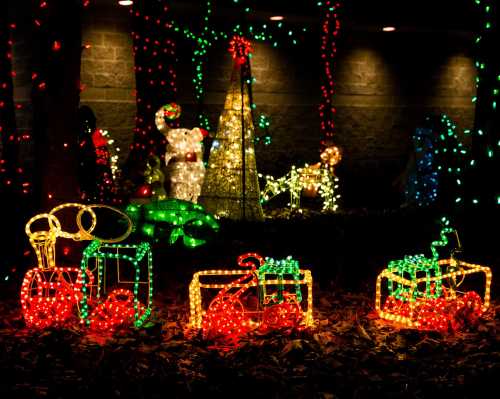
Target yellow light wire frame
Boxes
[25,213,61,271]
[188,268,314,330]
[49,203,97,241]
[375,258,492,328]
[25,203,131,271]
[76,204,133,243]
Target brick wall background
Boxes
[79,5,136,159]
[9,3,476,208]
[177,32,476,207]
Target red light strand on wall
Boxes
[0,20,32,196]
[126,3,178,173]
[318,1,341,148]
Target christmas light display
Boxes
[21,203,98,328]
[258,256,302,306]
[229,36,254,66]
[154,103,182,134]
[404,115,468,208]
[21,203,152,331]
[259,146,341,212]
[125,199,219,248]
[143,155,167,201]
[92,128,122,204]
[376,220,492,331]
[188,253,314,345]
[164,128,206,203]
[467,0,500,207]
[126,2,178,184]
[21,266,94,329]
[0,20,31,196]
[167,0,307,129]
[318,1,341,147]
[79,240,153,329]
[95,129,121,184]
[200,37,264,220]
[254,114,272,146]
[77,105,122,204]
[405,127,439,207]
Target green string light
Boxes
[125,199,219,248]
[167,0,307,130]
[79,241,153,328]
[387,220,456,302]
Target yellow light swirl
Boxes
[76,204,133,243]
[49,203,97,241]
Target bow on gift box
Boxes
[125,199,219,248]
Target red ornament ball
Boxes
[185,152,197,162]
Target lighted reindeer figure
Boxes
[259,146,341,212]
[376,218,492,331]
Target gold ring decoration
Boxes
[25,213,62,238]
[76,204,133,243]
[49,203,97,241]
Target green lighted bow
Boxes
[125,199,220,248]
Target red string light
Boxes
[20,267,94,329]
[383,290,484,332]
[0,21,32,195]
[228,35,253,66]
[201,253,308,346]
[319,1,341,148]
[88,289,146,332]
[127,3,178,171]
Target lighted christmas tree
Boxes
[200,37,264,221]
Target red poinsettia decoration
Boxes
[92,128,108,148]
[228,35,253,66]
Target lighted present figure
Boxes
[259,145,341,212]
[257,256,302,306]
[387,254,443,301]
[79,240,153,331]
[188,253,314,345]
[376,221,492,332]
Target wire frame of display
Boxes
[375,258,492,330]
[79,241,153,329]
[188,268,314,331]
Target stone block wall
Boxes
[79,5,136,160]
[174,31,476,207]
[9,1,476,207]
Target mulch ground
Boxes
[1,287,499,399]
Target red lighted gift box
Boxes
[188,253,315,345]
[375,223,492,332]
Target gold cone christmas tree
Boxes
[200,37,264,221]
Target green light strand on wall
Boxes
[167,0,308,131]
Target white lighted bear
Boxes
[164,128,205,203]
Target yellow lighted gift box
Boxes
[188,268,315,330]
[375,258,492,328]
